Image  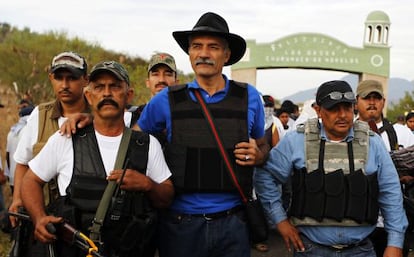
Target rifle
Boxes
[8,210,104,257]
[7,208,33,257]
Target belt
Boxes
[301,233,370,252]
[320,238,370,251]
[188,205,244,221]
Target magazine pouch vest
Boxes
[289,118,379,226]
[165,81,253,196]
[34,101,60,206]
[51,125,156,257]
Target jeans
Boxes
[158,209,250,257]
[295,234,376,257]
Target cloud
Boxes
[1,0,413,99]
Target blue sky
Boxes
[1,0,413,99]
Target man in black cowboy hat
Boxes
[137,12,269,257]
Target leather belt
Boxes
[190,205,244,221]
[301,233,370,252]
[322,238,369,251]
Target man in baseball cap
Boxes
[146,52,178,97]
[255,79,407,257]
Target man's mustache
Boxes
[195,58,215,66]
[59,89,71,94]
[97,99,119,109]
[366,106,377,111]
[155,82,168,88]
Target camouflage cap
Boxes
[148,52,177,73]
[89,61,130,85]
[50,51,87,78]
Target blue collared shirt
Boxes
[254,123,408,248]
[138,75,265,214]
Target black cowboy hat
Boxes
[172,12,246,66]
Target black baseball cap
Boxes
[316,80,355,109]
[89,61,130,86]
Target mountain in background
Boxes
[282,75,414,105]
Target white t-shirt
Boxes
[273,116,286,139]
[28,130,171,196]
[5,116,29,186]
[14,106,67,165]
[14,107,133,165]
[377,121,414,151]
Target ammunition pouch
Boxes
[290,168,379,225]
[345,169,368,223]
[289,167,305,219]
[324,169,345,221]
[303,169,324,221]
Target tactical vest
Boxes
[289,118,379,226]
[264,123,273,147]
[164,81,253,196]
[53,125,156,257]
[33,101,59,156]
[31,101,60,206]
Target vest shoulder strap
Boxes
[34,100,59,156]
[379,118,398,150]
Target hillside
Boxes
[282,75,414,105]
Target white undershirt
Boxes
[28,130,171,196]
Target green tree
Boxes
[0,24,193,105]
[387,91,414,122]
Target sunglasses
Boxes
[320,91,355,102]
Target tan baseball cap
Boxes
[356,80,384,98]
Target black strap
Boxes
[378,119,398,150]
[193,90,248,203]
[318,140,326,170]
[347,141,355,173]
[317,140,355,173]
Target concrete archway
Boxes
[231,10,391,109]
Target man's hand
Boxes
[59,113,93,137]
[33,215,63,244]
[276,219,305,252]
[8,198,23,227]
[400,175,414,184]
[107,169,174,208]
[107,169,151,192]
[234,137,269,166]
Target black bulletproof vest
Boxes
[64,124,150,230]
[164,81,253,196]
[56,125,156,257]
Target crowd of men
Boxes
[0,11,412,257]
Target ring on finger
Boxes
[245,154,250,161]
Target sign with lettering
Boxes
[232,33,389,77]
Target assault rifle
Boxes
[8,210,104,257]
[7,208,33,257]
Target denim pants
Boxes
[295,234,376,257]
[158,210,250,257]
